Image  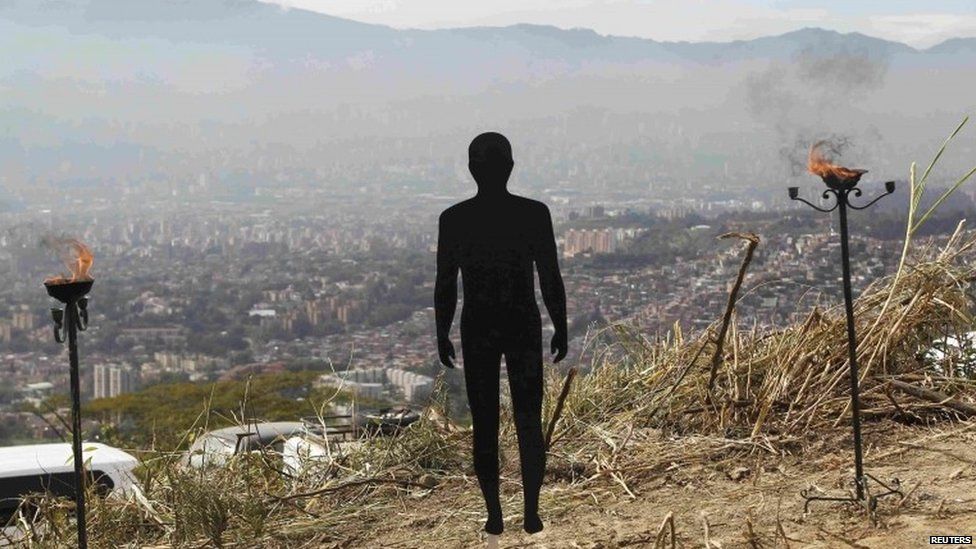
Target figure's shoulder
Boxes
[509,195,550,214]
[439,199,474,222]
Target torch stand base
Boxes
[801,473,902,516]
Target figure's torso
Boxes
[443,194,544,327]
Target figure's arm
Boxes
[434,212,459,368]
[536,205,568,363]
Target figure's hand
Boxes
[438,337,456,369]
[550,331,568,364]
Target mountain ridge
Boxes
[0,1,968,60]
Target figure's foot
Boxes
[485,511,504,535]
[486,533,500,549]
[523,513,544,534]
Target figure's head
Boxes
[468,132,513,192]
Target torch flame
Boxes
[807,140,867,185]
[44,238,94,285]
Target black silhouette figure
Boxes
[435,132,568,536]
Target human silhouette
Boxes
[435,132,568,536]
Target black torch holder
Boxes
[788,180,903,516]
[45,279,92,549]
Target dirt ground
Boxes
[317,420,976,548]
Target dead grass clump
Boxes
[551,227,976,450]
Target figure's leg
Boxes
[461,332,504,535]
[504,330,546,534]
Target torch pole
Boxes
[789,180,902,515]
[66,299,88,549]
[45,279,93,548]
[837,198,865,500]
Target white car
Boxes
[186,421,310,469]
[0,443,141,544]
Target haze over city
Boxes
[3,0,976,209]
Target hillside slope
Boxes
[332,422,976,548]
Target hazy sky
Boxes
[263,0,976,48]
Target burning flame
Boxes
[807,140,867,184]
[44,238,94,285]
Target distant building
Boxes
[585,205,605,218]
[319,370,384,400]
[93,364,134,399]
[93,365,107,399]
[119,326,184,345]
[12,309,33,331]
[332,299,359,325]
[153,351,225,374]
[318,367,434,402]
[563,228,617,257]
[386,369,434,401]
